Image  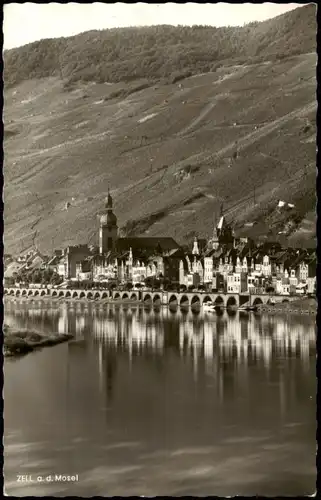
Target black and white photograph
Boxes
[3,2,317,497]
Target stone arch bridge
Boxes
[4,288,109,300]
[5,288,295,308]
[114,290,293,308]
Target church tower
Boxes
[99,189,118,255]
[212,219,220,250]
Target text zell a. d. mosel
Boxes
[17,474,79,483]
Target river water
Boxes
[4,299,316,497]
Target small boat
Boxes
[239,305,257,312]
[203,301,216,312]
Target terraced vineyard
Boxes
[4,6,316,254]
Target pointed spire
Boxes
[192,236,199,256]
[106,185,113,209]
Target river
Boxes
[4,298,316,496]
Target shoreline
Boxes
[4,324,74,358]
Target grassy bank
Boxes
[3,324,74,358]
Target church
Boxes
[91,190,183,283]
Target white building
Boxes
[289,269,298,288]
[227,273,240,293]
[203,256,214,284]
[298,262,309,282]
[262,255,272,277]
[227,272,248,293]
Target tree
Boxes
[32,270,41,284]
[153,279,161,289]
[145,277,153,288]
[50,272,62,286]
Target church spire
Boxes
[106,186,113,210]
[192,236,199,256]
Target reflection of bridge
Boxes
[4,287,294,308]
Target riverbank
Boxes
[259,297,317,315]
[3,324,74,358]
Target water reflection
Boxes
[4,299,316,496]
[5,300,315,372]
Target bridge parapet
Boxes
[141,291,240,307]
[3,287,111,300]
[4,287,296,306]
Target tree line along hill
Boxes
[4,4,316,88]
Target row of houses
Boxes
[4,194,316,296]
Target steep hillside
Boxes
[4,6,316,255]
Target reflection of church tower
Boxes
[99,189,118,255]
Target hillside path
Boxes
[178,99,219,136]
[184,100,316,165]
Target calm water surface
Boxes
[4,298,316,496]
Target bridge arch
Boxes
[214,296,224,307]
[52,290,58,297]
[180,294,189,306]
[21,289,27,296]
[203,295,212,304]
[101,292,108,299]
[143,293,152,303]
[122,292,129,300]
[87,292,93,299]
[15,289,21,296]
[114,292,121,300]
[191,295,200,306]
[253,297,263,307]
[10,289,15,295]
[72,291,78,298]
[168,294,178,305]
[34,290,40,296]
[58,291,64,297]
[79,291,86,298]
[40,290,46,296]
[131,292,138,301]
[226,296,237,308]
[153,294,161,304]
[94,292,100,299]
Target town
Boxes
[4,189,316,306]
